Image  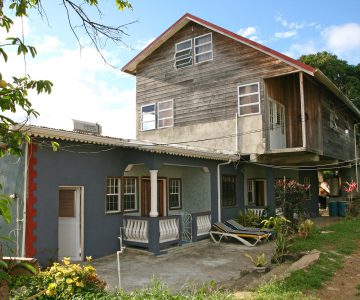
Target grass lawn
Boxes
[251,218,360,300]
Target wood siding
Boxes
[136,22,297,134]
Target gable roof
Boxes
[121,13,360,119]
[121,13,315,75]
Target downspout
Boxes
[235,113,238,153]
[21,143,28,257]
[354,124,359,192]
[217,160,232,222]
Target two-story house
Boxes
[1,13,359,265]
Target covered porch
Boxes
[119,163,213,254]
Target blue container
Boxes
[337,201,348,217]
[328,201,338,217]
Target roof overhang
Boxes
[121,13,316,76]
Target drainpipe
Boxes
[21,143,28,257]
[217,160,232,222]
[235,113,238,153]
[354,124,359,192]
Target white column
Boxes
[149,170,158,217]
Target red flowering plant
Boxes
[275,179,311,222]
[343,179,357,202]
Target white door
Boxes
[58,187,81,260]
[269,99,286,149]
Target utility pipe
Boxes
[354,124,359,192]
[217,160,232,222]
[235,113,238,153]
[21,142,28,257]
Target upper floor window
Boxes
[238,82,260,116]
[158,100,174,128]
[175,39,193,69]
[194,33,213,64]
[169,178,182,210]
[141,104,156,131]
[222,175,236,207]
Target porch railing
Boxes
[192,211,211,240]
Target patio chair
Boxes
[225,219,273,235]
[209,222,270,247]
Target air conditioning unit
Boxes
[72,119,102,135]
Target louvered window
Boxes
[175,39,192,69]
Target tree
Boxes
[0,1,132,297]
[299,51,360,108]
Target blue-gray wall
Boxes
[0,153,25,256]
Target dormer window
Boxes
[194,33,213,63]
[175,39,193,69]
[141,104,156,131]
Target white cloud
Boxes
[283,40,319,59]
[237,26,256,37]
[275,30,297,39]
[132,37,155,51]
[3,38,136,139]
[322,23,360,53]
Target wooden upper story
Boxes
[122,13,360,163]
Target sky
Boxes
[2,0,360,139]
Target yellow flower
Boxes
[46,289,57,296]
[66,278,74,284]
[63,257,71,265]
[75,281,85,287]
[86,256,93,262]
[48,283,57,290]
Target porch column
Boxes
[149,170,158,217]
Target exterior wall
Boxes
[136,21,297,153]
[0,153,25,256]
[30,141,219,266]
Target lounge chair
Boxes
[225,219,273,235]
[209,222,271,247]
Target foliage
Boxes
[253,218,360,298]
[237,210,266,228]
[275,179,310,222]
[262,216,292,264]
[298,219,315,238]
[299,51,360,108]
[244,252,267,268]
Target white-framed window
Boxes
[158,100,174,128]
[194,33,213,64]
[105,177,121,213]
[123,177,138,212]
[238,82,260,116]
[141,103,156,131]
[169,178,182,210]
[175,39,192,69]
[247,179,266,206]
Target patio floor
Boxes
[92,239,273,292]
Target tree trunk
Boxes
[0,244,9,300]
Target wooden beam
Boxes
[299,72,307,148]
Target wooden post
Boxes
[299,72,307,148]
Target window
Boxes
[158,100,174,128]
[222,175,236,207]
[141,104,156,131]
[194,33,213,64]
[123,177,138,212]
[175,39,192,69]
[303,177,311,200]
[345,120,350,136]
[247,179,266,206]
[106,177,121,213]
[330,111,338,129]
[169,178,182,209]
[238,82,260,116]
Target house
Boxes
[1,13,359,266]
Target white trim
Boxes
[157,99,174,129]
[168,178,181,210]
[194,32,213,64]
[141,103,156,131]
[238,82,261,117]
[123,177,138,212]
[105,177,121,214]
[246,179,267,206]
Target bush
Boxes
[237,210,266,228]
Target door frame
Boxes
[140,177,167,217]
[58,186,84,261]
[268,97,286,149]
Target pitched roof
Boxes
[121,13,360,119]
[121,13,316,75]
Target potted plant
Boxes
[298,219,314,238]
[244,253,267,273]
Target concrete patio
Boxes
[92,239,273,292]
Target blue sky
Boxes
[3,0,360,138]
